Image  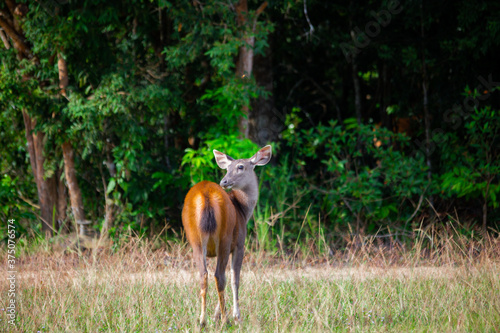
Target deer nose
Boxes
[220,179,228,187]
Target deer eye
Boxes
[238,165,244,170]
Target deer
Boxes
[182,145,272,326]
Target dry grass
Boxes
[1,232,499,332]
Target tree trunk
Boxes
[56,52,70,232]
[248,46,280,146]
[56,168,68,232]
[102,147,117,237]
[3,4,56,236]
[58,52,89,235]
[61,142,86,225]
[348,4,362,126]
[58,52,69,97]
[351,55,362,126]
[235,0,252,138]
[22,111,38,186]
[380,62,392,130]
[422,75,431,179]
[235,0,268,138]
[103,194,115,236]
[26,115,56,236]
[420,1,433,208]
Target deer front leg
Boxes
[231,246,244,322]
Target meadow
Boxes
[1,233,499,332]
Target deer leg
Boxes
[214,243,230,323]
[194,246,208,327]
[214,275,226,323]
[231,246,244,322]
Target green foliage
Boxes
[0,56,38,239]
[440,106,500,209]
[1,0,275,238]
[199,79,261,135]
[1,0,499,246]
[282,110,429,232]
[252,154,310,251]
[0,175,34,241]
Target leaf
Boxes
[344,117,358,130]
[107,178,116,194]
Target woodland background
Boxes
[1,0,499,249]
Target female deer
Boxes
[182,145,272,326]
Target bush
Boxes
[248,111,429,251]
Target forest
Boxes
[1,1,500,331]
[1,0,499,248]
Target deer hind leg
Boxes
[194,246,208,327]
[213,242,230,323]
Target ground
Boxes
[1,239,499,332]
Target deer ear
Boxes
[250,145,272,166]
[213,150,235,170]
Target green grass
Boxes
[1,236,499,332]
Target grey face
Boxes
[213,145,272,190]
[219,159,255,190]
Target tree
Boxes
[1,0,499,242]
[0,1,63,235]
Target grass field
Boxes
[1,235,499,332]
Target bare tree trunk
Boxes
[23,109,57,235]
[235,0,268,138]
[348,4,362,126]
[380,62,392,130]
[351,55,362,126]
[102,147,117,236]
[61,142,86,225]
[103,194,115,236]
[422,76,431,178]
[249,46,280,145]
[22,111,38,185]
[31,122,56,235]
[235,0,252,138]
[55,52,69,233]
[420,1,433,209]
[58,52,69,97]
[3,4,56,236]
[58,52,89,235]
[56,168,68,232]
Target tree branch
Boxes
[255,1,267,17]
[0,16,30,57]
[57,52,69,98]
[404,188,427,225]
[22,111,38,187]
[0,8,15,32]
[252,1,268,33]
[303,0,314,39]
[5,0,16,16]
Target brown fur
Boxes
[182,145,272,326]
[182,181,244,258]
